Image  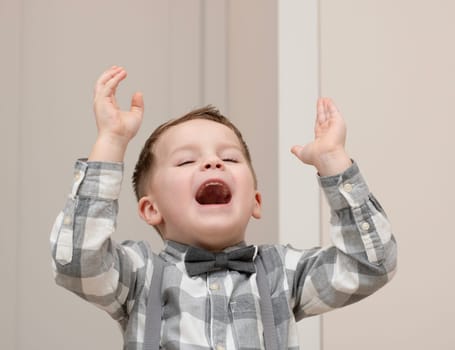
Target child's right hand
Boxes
[89,66,144,162]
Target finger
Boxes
[101,69,127,97]
[290,144,311,164]
[98,66,122,85]
[290,145,303,158]
[316,98,327,124]
[95,66,123,94]
[130,92,144,114]
[326,98,341,120]
[111,93,119,109]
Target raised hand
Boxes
[89,66,144,162]
[291,98,352,176]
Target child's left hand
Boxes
[291,98,352,176]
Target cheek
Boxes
[235,171,257,200]
[239,168,257,189]
[155,171,193,203]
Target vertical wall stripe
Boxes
[1,0,23,348]
[278,1,321,349]
[168,0,204,116]
[202,0,228,112]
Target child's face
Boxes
[140,119,262,251]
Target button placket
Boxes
[71,166,86,198]
[207,271,228,350]
[63,216,72,225]
[361,222,370,231]
[209,282,220,291]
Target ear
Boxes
[252,191,262,219]
[138,195,163,226]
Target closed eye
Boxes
[223,158,238,163]
[177,160,195,166]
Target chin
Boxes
[199,218,243,234]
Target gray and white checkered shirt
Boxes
[50,160,397,350]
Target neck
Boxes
[165,238,246,252]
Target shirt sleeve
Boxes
[50,159,151,323]
[286,161,397,320]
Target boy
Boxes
[50,66,397,350]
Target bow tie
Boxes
[184,245,257,277]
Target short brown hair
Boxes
[132,105,257,200]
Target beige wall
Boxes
[320,1,455,349]
[3,0,454,349]
[1,1,21,349]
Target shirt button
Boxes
[216,344,225,350]
[74,172,81,181]
[209,282,220,291]
[361,222,370,231]
[343,183,353,192]
[63,216,72,225]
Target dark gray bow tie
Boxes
[184,245,257,277]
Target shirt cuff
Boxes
[318,161,370,210]
[71,159,124,200]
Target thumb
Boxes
[131,92,144,113]
[291,144,313,165]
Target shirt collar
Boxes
[162,240,249,263]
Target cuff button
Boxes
[343,183,353,192]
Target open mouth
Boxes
[195,180,232,205]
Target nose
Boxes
[202,156,224,170]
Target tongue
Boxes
[196,183,231,205]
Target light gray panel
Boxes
[278,2,321,350]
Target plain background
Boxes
[320,1,455,349]
[1,0,454,349]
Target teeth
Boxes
[204,181,223,187]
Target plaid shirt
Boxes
[50,160,397,350]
